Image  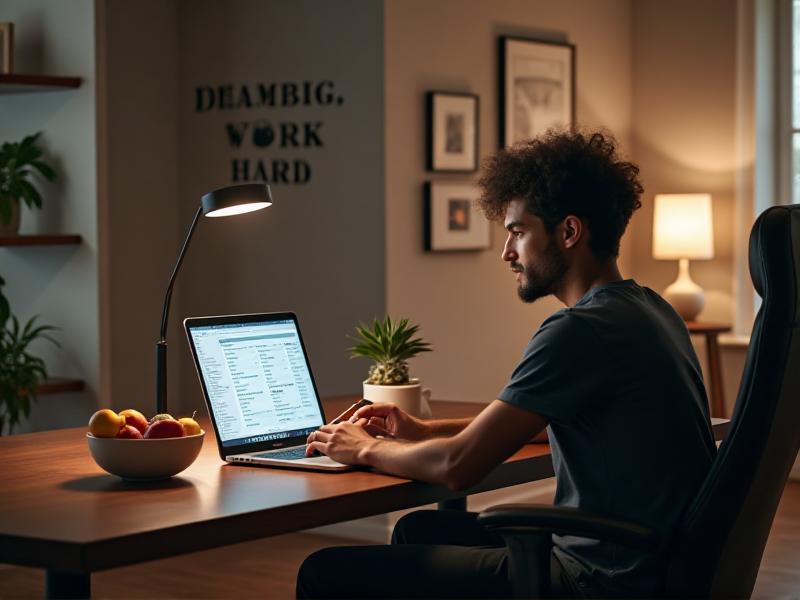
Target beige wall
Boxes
[629,0,738,324]
[385,0,633,403]
[96,0,181,415]
[174,0,385,416]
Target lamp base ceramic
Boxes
[663,258,705,321]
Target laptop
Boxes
[184,312,352,472]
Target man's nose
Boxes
[501,241,516,262]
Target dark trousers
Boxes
[296,509,573,599]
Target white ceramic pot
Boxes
[362,378,432,419]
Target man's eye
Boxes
[512,231,524,238]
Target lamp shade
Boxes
[652,193,714,260]
[201,183,272,217]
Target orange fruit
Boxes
[178,417,202,436]
[88,409,126,438]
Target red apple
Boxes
[119,409,148,435]
[144,418,185,439]
[116,424,143,439]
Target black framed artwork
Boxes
[426,91,479,172]
[499,36,575,147]
[424,181,490,252]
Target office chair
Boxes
[478,204,800,598]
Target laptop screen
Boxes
[187,317,325,448]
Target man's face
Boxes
[501,199,568,303]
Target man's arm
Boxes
[307,400,548,491]
[347,402,473,440]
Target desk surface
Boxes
[0,396,729,575]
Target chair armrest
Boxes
[478,504,661,552]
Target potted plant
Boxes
[0,132,57,234]
[0,276,59,435]
[349,316,433,418]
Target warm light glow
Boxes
[205,201,271,218]
[652,194,714,260]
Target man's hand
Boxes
[349,402,429,441]
[305,420,377,464]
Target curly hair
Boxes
[477,129,643,260]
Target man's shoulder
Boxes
[530,308,600,352]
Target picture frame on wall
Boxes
[426,91,478,172]
[0,23,13,74]
[499,36,575,147]
[424,181,490,251]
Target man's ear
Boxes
[562,215,583,249]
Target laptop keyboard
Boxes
[252,447,308,461]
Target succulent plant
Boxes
[349,316,432,385]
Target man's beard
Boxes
[515,238,568,303]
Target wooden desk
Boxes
[686,321,732,418]
[0,397,730,598]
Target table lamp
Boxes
[156,183,273,414]
[652,193,714,321]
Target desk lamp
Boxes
[652,193,714,321]
[156,183,272,414]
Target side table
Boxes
[685,321,732,418]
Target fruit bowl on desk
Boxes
[87,431,205,481]
[86,408,205,481]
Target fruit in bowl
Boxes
[119,409,149,435]
[144,418,185,439]
[86,408,205,481]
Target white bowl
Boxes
[86,431,205,481]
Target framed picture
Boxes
[424,182,490,252]
[0,23,13,74]
[426,91,478,172]
[499,36,575,147]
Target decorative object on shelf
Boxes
[0,23,13,74]
[0,132,57,234]
[0,280,60,435]
[424,181,490,251]
[499,36,575,147]
[652,193,714,321]
[426,91,478,172]
[349,316,432,418]
[156,183,272,415]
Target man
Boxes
[296,130,716,599]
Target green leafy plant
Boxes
[0,132,57,226]
[349,316,432,385]
[0,314,59,435]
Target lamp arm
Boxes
[156,205,203,414]
[160,206,203,341]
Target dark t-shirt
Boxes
[498,280,716,597]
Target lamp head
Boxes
[652,193,714,261]
[201,183,272,217]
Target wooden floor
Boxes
[3,483,800,598]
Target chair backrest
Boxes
[664,204,800,598]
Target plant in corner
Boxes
[0,276,59,435]
[349,316,433,417]
[0,132,57,233]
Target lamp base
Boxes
[663,258,705,321]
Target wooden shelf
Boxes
[37,377,85,395]
[0,74,82,94]
[0,234,82,246]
